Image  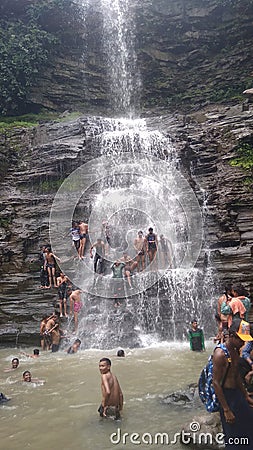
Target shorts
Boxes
[58,290,66,300]
[98,404,120,420]
[46,263,55,269]
[80,234,86,239]
[106,406,120,420]
[52,344,59,353]
[74,302,82,313]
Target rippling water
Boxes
[0,342,213,450]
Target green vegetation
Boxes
[230,142,253,171]
[0,121,37,134]
[230,140,253,186]
[0,111,83,133]
[38,179,65,193]
[0,0,81,116]
[0,20,56,115]
[0,217,13,228]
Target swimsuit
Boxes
[58,281,67,300]
[146,233,157,251]
[74,301,82,313]
[97,404,120,420]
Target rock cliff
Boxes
[2,0,253,114]
[0,104,252,345]
[1,0,253,345]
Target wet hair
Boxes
[23,370,31,377]
[99,357,111,366]
[117,349,125,357]
[12,358,19,364]
[148,227,153,232]
[231,283,248,297]
[138,230,143,235]
[229,318,245,338]
[74,339,81,345]
[33,349,40,355]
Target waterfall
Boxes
[48,0,218,348]
[50,117,217,348]
[100,0,141,116]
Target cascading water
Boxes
[50,116,217,348]
[49,0,218,348]
[100,0,141,116]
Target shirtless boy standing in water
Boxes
[98,358,123,420]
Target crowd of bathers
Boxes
[37,222,174,315]
[188,282,253,393]
[0,339,83,401]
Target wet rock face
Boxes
[4,0,252,114]
[0,105,253,344]
[173,105,253,292]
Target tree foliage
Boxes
[230,141,253,171]
[0,0,80,116]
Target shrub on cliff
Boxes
[0,0,81,116]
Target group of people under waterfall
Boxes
[37,222,173,316]
[39,223,172,285]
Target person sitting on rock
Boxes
[111,260,126,307]
[119,252,137,288]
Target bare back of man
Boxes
[69,289,82,316]
[99,358,123,420]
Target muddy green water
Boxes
[0,343,213,450]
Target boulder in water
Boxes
[180,413,224,449]
[161,383,198,407]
